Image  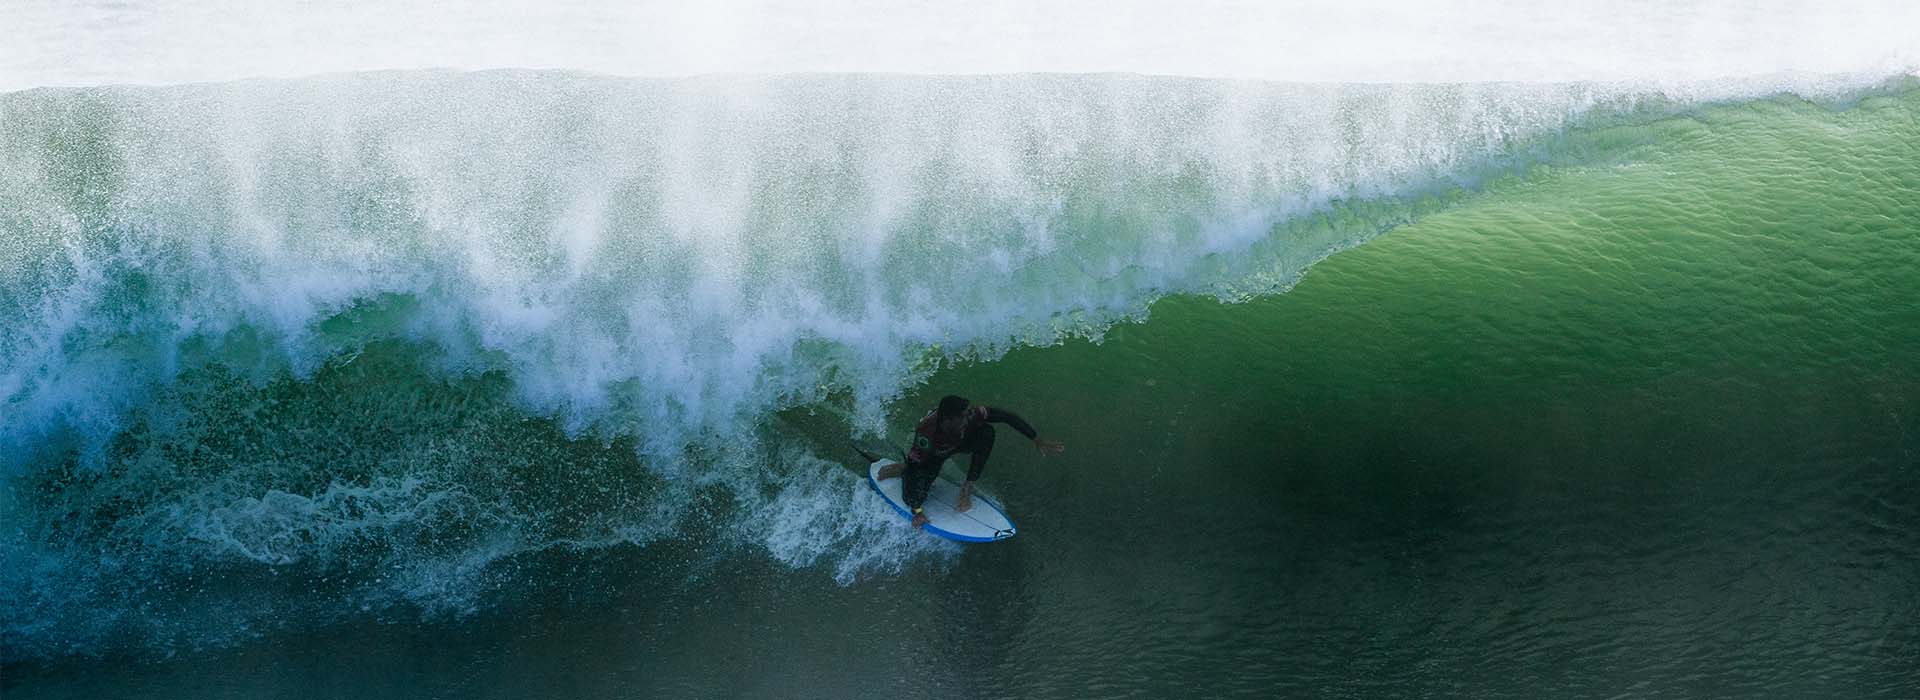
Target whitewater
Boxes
[3,6,1919,694]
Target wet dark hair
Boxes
[937,394,971,420]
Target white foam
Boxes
[175,476,492,566]
[8,69,1902,466]
[751,451,961,584]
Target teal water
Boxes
[3,74,1918,697]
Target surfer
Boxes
[877,395,1064,528]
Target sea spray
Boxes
[7,71,1867,465]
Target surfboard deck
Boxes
[866,459,1016,542]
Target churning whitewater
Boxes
[0,70,1911,660]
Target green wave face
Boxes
[894,87,1920,696]
[923,86,1920,501]
[2,73,1917,681]
[1128,90,1920,403]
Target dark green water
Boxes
[893,91,1920,697]
[6,84,1920,698]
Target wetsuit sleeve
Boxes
[964,424,995,482]
[983,406,1038,440]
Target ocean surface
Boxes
[3,71,1917,698]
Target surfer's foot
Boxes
[877,463,904,480]
[912,512,929,528]
[955,494,972,513]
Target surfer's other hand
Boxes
[1034,438,1065,456]
[912,512,930,528]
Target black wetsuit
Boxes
[900,405,1038,511]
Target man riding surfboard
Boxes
[875,395,1065,528]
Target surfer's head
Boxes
[937,394,971,433]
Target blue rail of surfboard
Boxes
[866,476,1017,543]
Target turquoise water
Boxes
[3,73,1917,697]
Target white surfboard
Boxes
[866,459,1017,542]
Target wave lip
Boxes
[7,70,1903,465]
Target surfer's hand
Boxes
[911,512,929,528]
[1034,438,1065,456]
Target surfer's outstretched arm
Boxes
[982,406,1064,456]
